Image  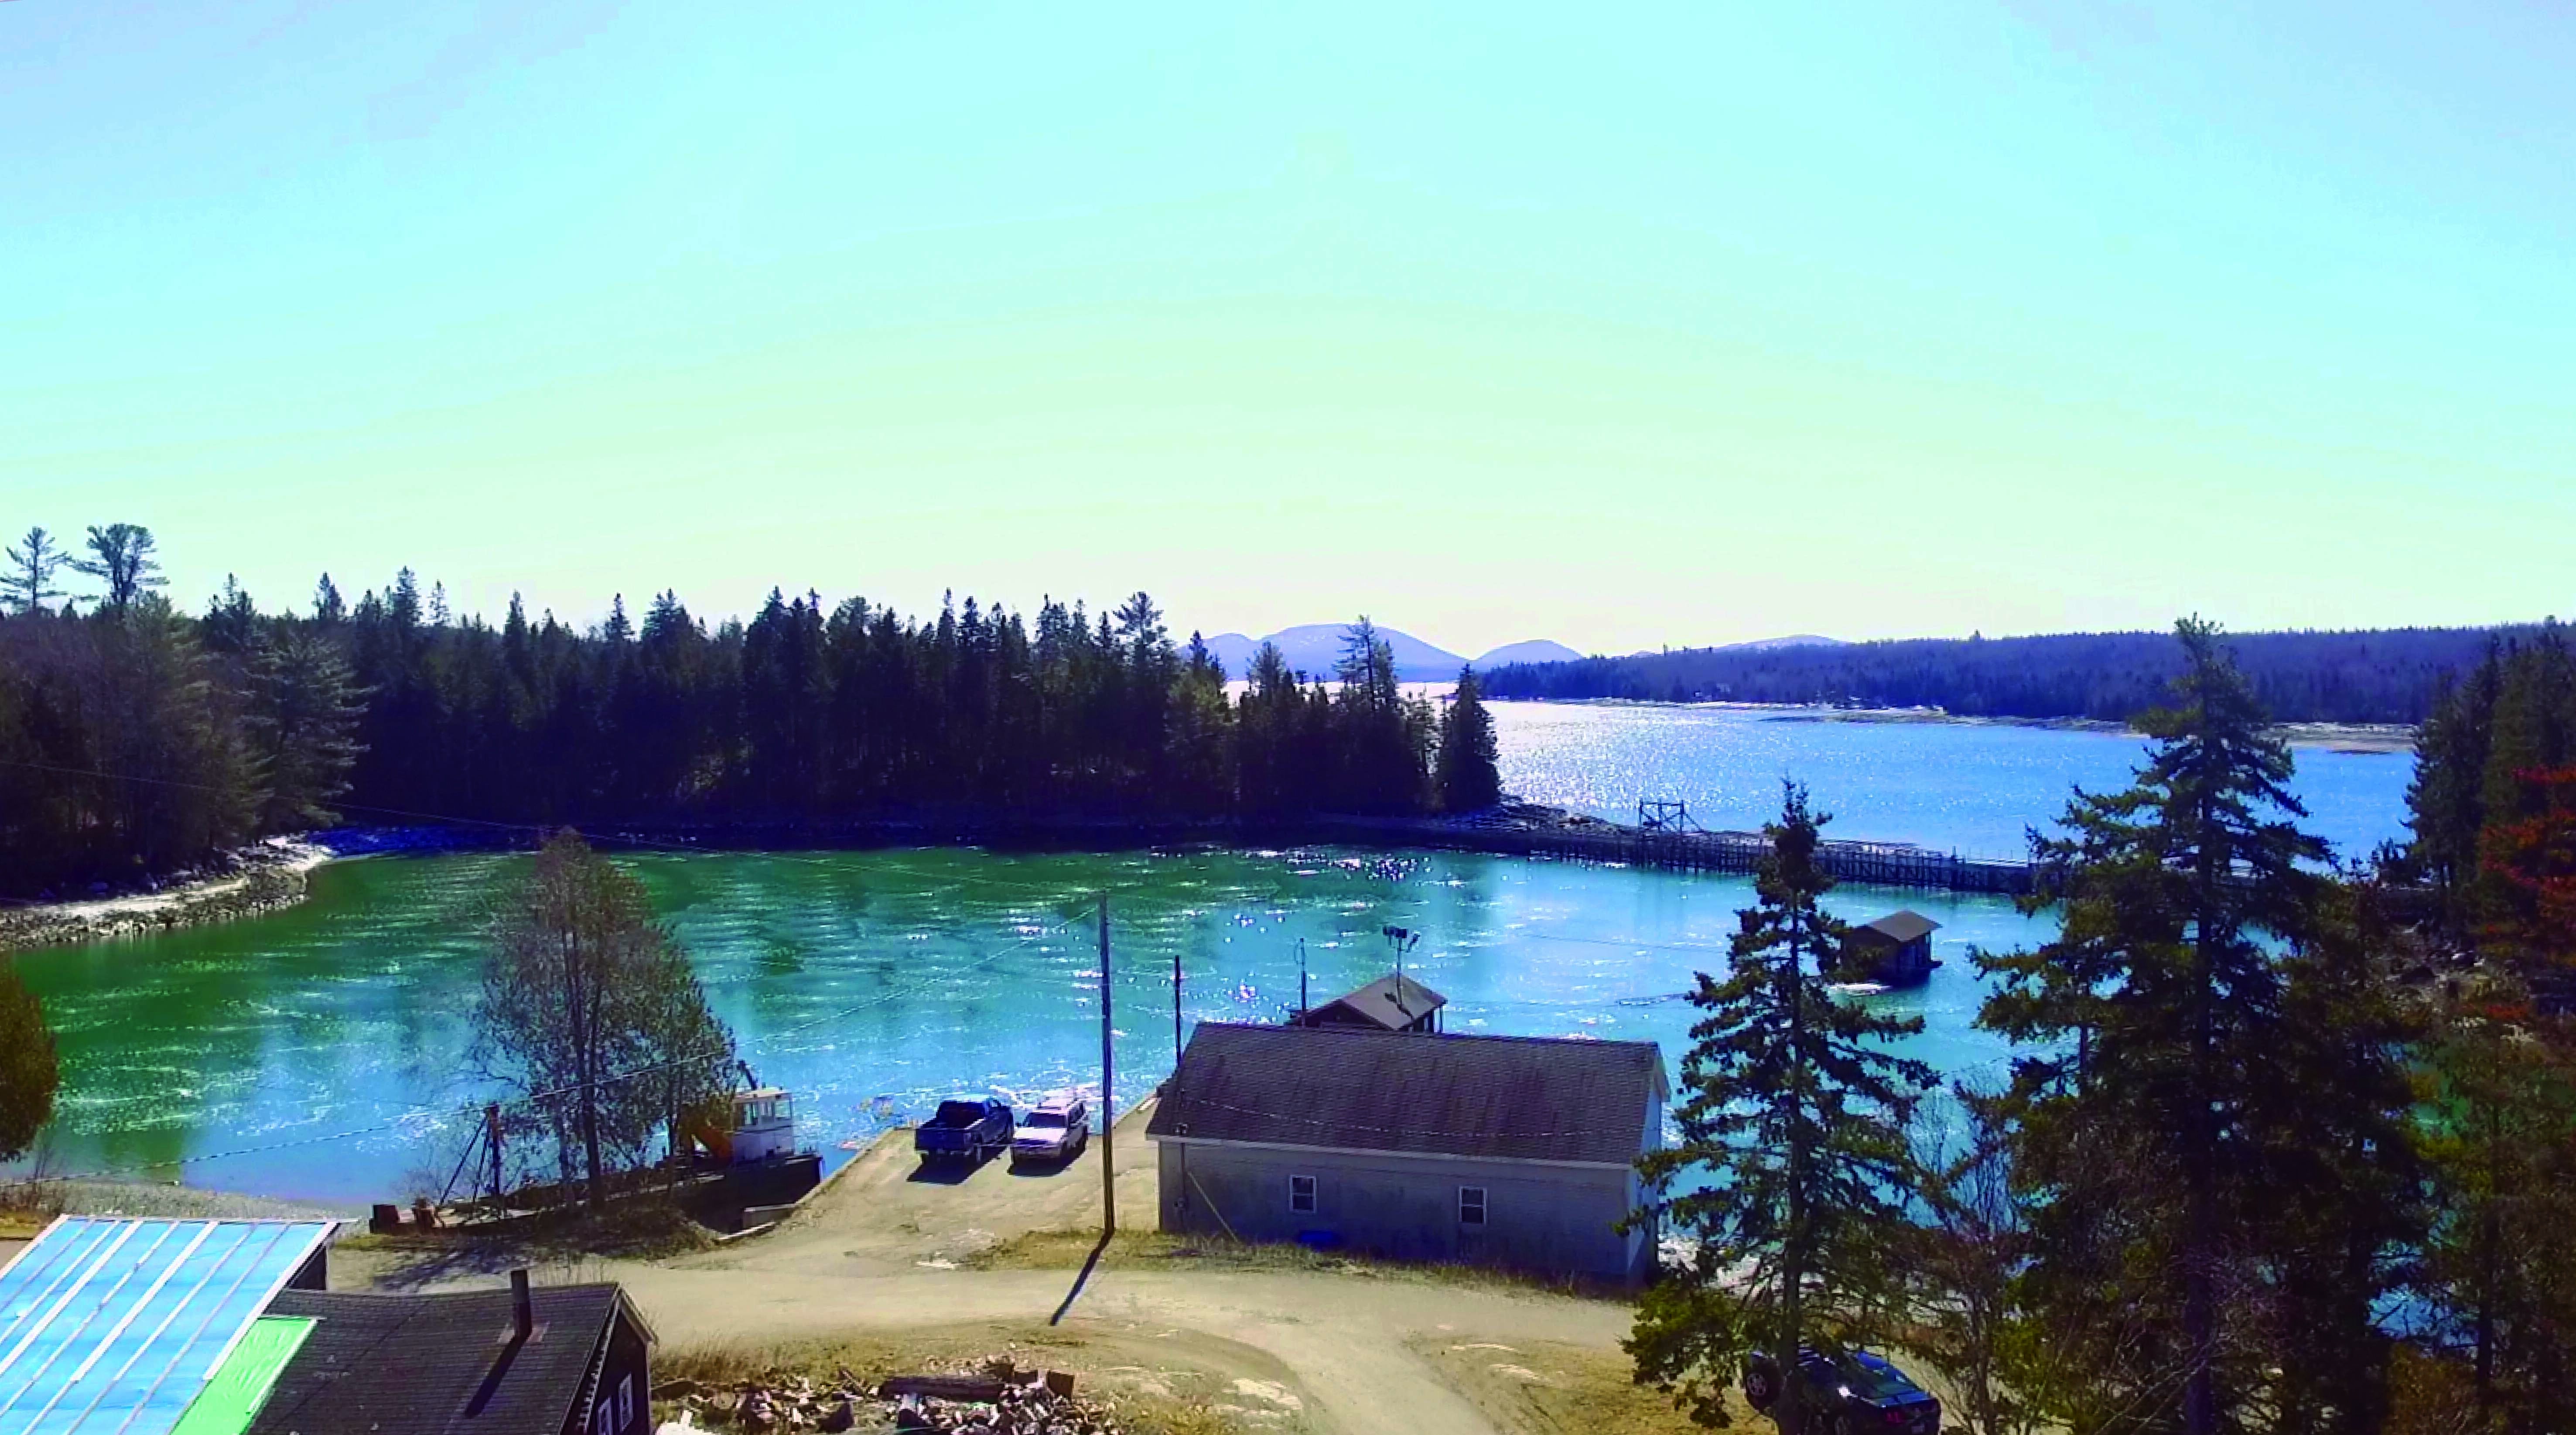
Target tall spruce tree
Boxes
[249,625,368,829]
[1978,618,2330,1433]
[1630,782,1935,1432]
[1436,665,1503,812]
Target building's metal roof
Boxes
[0,1217,337,1435]
[1149,1022,1666,1166]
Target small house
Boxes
[252,1274,657,1435]
[1148,1022,1667,1284]
[1292,972,1445,1033]
[1843,910,1942,986]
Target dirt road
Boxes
[337,1103,1650,1435]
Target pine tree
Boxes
[312,573,345,625]
[1630,782,1935,1432]
[68,523,166,614]
[1435,665,1503,811]
[1978,618,2330,1432]
[2,526,68,615]
[2415,985,2576,1428]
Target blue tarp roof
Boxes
[0,1217,338,1435]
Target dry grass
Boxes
[657,1320,1300,1435]
[966,1226,1632,1301]
[1408,1335,1752,1435]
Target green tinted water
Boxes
[7,846,2047,1204]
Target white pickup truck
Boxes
[1009,1097,1091,1168]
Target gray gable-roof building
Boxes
[1842,909,1943,986]
[1148,1023,1667,1283]
[250,1280,655,1435]
[1292,973,1446,1033]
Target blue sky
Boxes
[4,2,2569,655]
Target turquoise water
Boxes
[5,706,2417,1204]
[13,848,2042,1204]
[1492,702,2413,861]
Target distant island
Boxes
[1479,624,2561,727]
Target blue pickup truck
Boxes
[914,1098,1015,1166]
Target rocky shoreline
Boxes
[0,839,334,954]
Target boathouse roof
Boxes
[1148,1022,1666,1167]
[1855,910,1940,945]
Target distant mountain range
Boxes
[1199,627,1588,683]
[1197,627,1848,682]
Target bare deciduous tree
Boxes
[474,829,736,1210]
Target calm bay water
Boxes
[7,704,2416,1204]
[1493,703,2413,861]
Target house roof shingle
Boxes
[1147,1022,1665,1166]
[248,1285,634,1435]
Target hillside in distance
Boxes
[1202,626,1583,681]
[1479,624,2558,726]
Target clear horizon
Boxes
[6,3,2570,656]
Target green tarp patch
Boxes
[171,1315,318,1435]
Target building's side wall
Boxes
[1157,1141,1640,1281]
[564,1314,654,1435]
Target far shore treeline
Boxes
[1485,624,2558,725]
[0,523,1501,899]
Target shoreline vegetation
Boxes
[1482,622,2558,727]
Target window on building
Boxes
[615,1375,635,1430]
[1289,1174,1316,1213]
[1459,1186,1487,1226]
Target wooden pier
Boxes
[1315,816,2043,896]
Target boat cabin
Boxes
[727,1087,797,1163]
[1842,911,1942,986]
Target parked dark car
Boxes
[914,1098,1014,1165]
[1743,1347,1941,1434]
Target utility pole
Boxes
[1098,893,1116,1239]
[1172,942,1184,1068]
[485,1104,503,1213]
[1296,938,1308,1018]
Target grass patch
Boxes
[657,1321,1295,1435]
[1408,1336,1751,1435]
[967,1226,1634,1301]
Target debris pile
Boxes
[655,1359,1126,1434]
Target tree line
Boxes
[1636,620,2576,1434]
[1486,625,2554,725]
[0,523,1503,899]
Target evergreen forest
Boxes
[0,523,1501,899]
[1485,625,2547,724]
[1634,621,2576,1434]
